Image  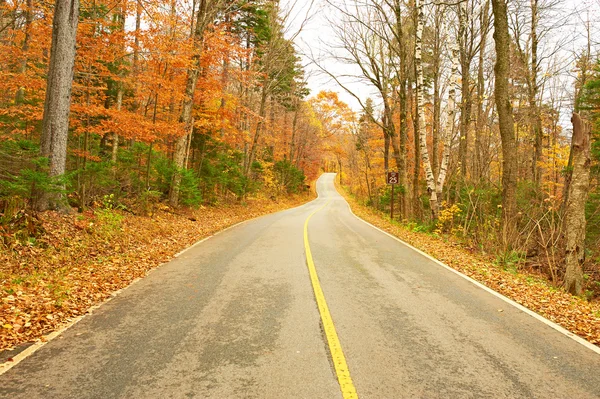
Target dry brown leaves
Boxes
[0,194,311,351]
[340,190,600,346]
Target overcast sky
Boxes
[281,0,600,123]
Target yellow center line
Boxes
[304,199,359,399]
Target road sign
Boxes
[386,171,400,220]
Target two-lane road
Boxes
[1,173,599,398]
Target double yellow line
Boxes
[303,200,358,399]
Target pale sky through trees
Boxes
[282,0,600,130]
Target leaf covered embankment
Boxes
[0,194,311,351]
[339,186,600,346]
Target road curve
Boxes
[1,173,599,398]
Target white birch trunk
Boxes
[436,45,459,200]
[415,0,438,219]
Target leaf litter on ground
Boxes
[0,193,312,351]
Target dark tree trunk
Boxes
[36,0,79,211]
[563,114,591,295]
[492,0,518,246]
[530,0,544,187]
[458,4,472,180]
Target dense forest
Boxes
[0,0,321,213]
[1,0,600,301]
[314,0,600,299]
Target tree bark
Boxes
[431,7,443,181]
[437,46,459,200]
[415,0,438,219]
[563,113,591,296]
[169,0,209,207]
[15,0,33,104]
[492,0,518,246]
[475,0,490,181]
[530,0,544,187]
[112,2,126,164]
[36,0,79,211]
[412,86,421,219]
[458,2,473,181]
[245,85,268,176]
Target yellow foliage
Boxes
[434,202,462,235]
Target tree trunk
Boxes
[394,0,409,219]
[475,0,490,182]
[458,3,472,180]
[112,3,126,164]
[492,0,518,246]
[412,86,421,218]
[289,99,299,161]
[398,86,409,219]
[415,0,438,219]
[530,0,543,187]
[112,89,123,163]
[0,0,8,42]
[383,122,390,171]
[36,0,79,211]
[437,46,459,200]
[563,114,591,296]
[245,86,268,177]
[15,0,33,104]
[431,7,443,181]
[131,0,142,116]
[169,0,208,207]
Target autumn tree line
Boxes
[0,0,328,217]
[319,0,600,296]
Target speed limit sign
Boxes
[387,171,399,185]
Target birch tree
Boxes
[415,0,438,219]
[437,45,459,200]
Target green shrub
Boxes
[96,208,124,237]
[273,159,305,194]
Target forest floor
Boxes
[0,192,313,351]
[339,185,600,347]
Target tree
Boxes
[437,45,459,201]
[474,0,491,182]
[563,114,591,295]
[170,0,230,206]
[492,0,518,245]
[311,91,354,184]
[319,0,410,218]
[415,0,438,219]
[37,0,80,211]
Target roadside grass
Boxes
[0,192,313,351]
[338,184,600,346]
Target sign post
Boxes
[386,171,399,220]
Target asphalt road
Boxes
[1,173,599,398]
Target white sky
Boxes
[282,0,600,123]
